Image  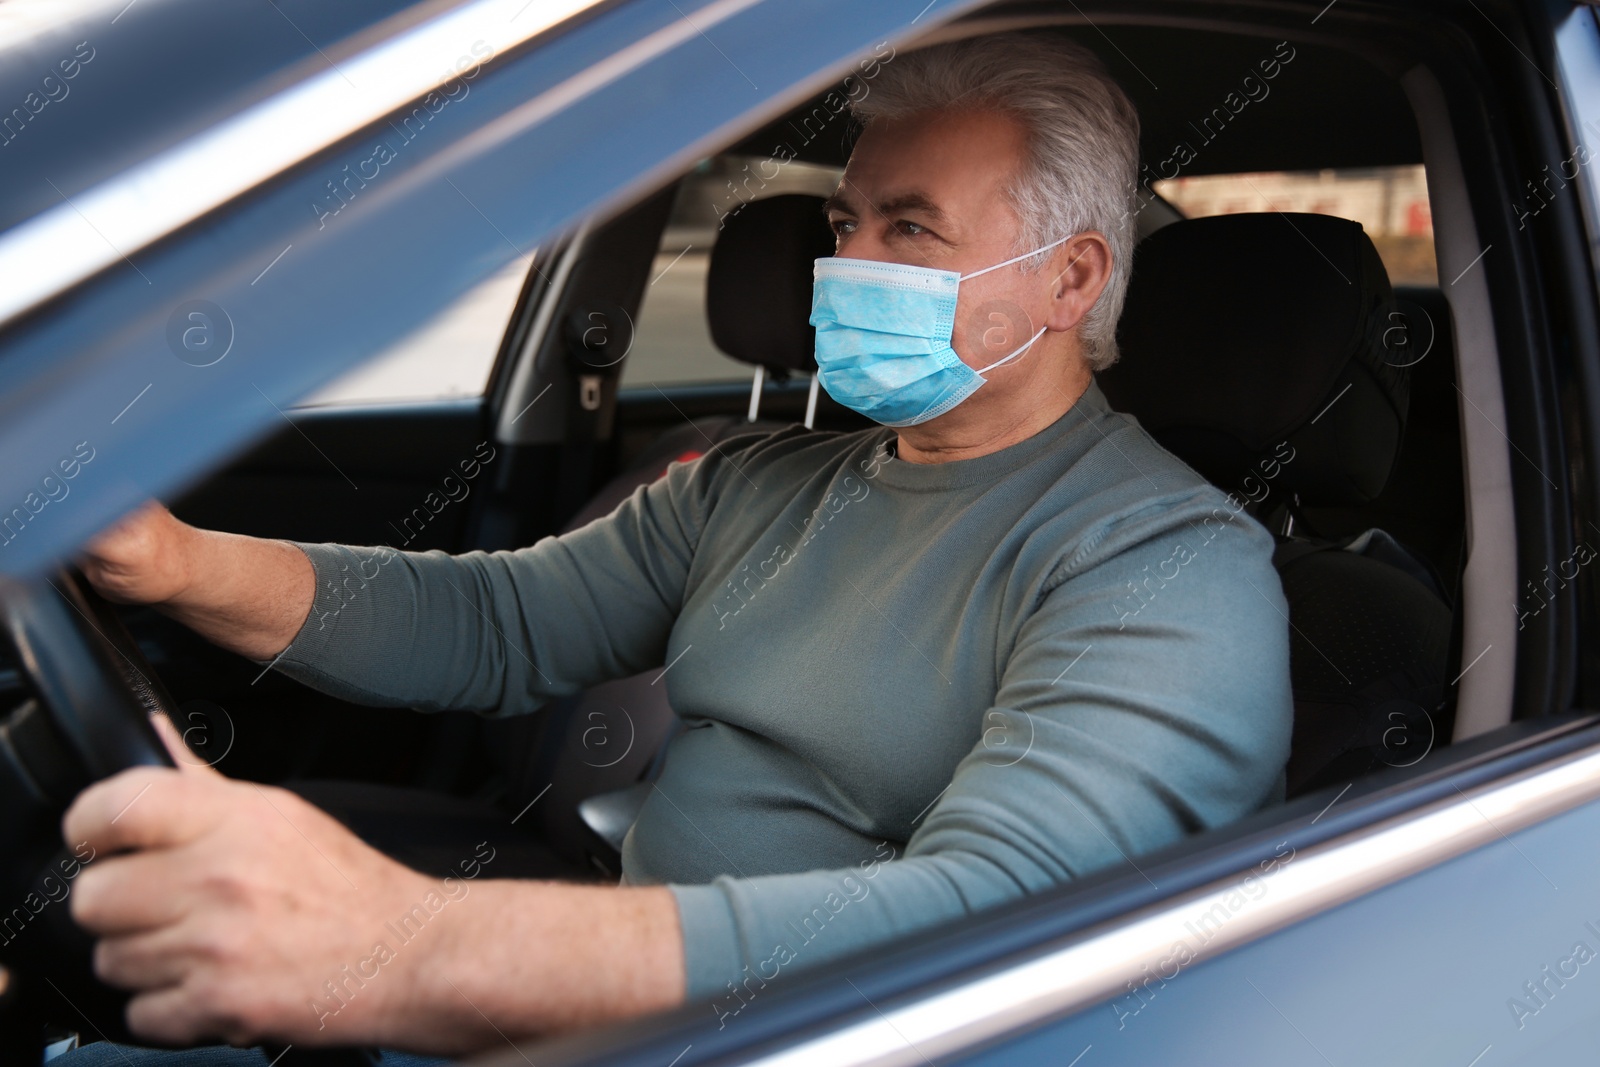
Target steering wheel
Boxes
[0,568,175,1053]
[0,571,378,1065]
[0,566,175,800]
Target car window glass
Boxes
[621,155,843,390]
[1154,164,1437,285]
[295,254,529,407]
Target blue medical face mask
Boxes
[809,233,1076,427]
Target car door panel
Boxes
[952,797,1600,1065]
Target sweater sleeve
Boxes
[665,494,1295,1008]
[259,443,738,716]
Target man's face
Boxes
[823,106,1059,375]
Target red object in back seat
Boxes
[651,449,704,480]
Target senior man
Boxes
[59,31,1292,1063]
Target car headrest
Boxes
[707,194,835,376]
[1099,213,1409,508]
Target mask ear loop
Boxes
[976,325,1048,374]
[958,231,1078,281]
[962,232,1076,374]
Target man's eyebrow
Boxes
[821,193,852,217]
[821,190,949,223]
[876,192,948,222]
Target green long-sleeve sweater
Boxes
[270,377,1293,1013]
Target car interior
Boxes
[0,5,1549,1058]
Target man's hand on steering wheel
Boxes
[64,714,448,1049]
[79,502,195,607]
[16,502,687,1054]
[74,499,316,662]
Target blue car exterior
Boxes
[1,1,1599,1064]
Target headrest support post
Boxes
[746,365,765,423]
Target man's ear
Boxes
[1044,233,1112,332]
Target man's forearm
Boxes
[159,527,315,661]
[392,881,686,1054]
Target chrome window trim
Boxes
[735,741,1600,1067]
[0,0,765,332]
[0,0,121,48]
[280,396,485,420]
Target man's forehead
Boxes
[836,108,1025,218]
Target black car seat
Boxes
[486,193,836,876]
[1098,213,1456,798]
[1300,283,1467,597]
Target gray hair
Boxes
[849,33,1140,371]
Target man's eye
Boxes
[898,220,928,236]
[830,218,856,236]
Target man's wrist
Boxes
[375,880,687,1053]
[383,878,542,1054]
[155,515,203,607]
